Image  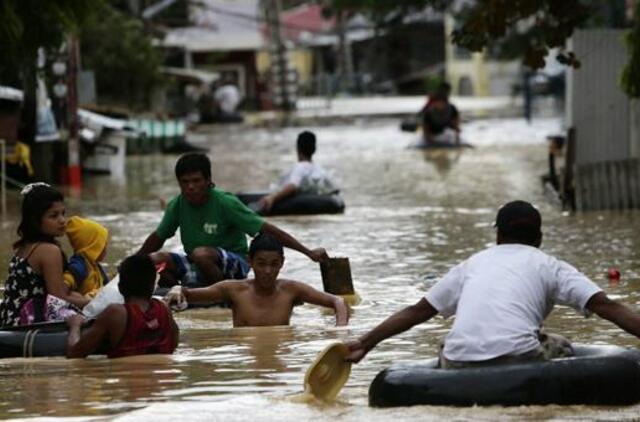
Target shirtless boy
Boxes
[164,233,348,327]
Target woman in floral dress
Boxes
[0,183,85,327]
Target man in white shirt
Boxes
[214,83,240,116]
[259,131,336,213]
[345,200,640,367]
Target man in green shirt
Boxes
[137,153,329,287]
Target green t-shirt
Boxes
[155,187,264,257]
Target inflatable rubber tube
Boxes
[0,321,108,358]
[411,142,474,149]
[369,344,640,407]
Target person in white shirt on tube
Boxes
[345,200,640,368]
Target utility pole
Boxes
[336,10,354,93]
[66,35,82,190]
[264,0,296,111]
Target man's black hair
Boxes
[296,131,316,158]
[175,153,212,180]
[248,233,284,258]
[118,255,157,298]
[429,91,448,102]
[438,81,452,94]
[495,200,542,246]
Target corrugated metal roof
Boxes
[160,0,265,51]
[161,26,264,51]
[0,86,23,102]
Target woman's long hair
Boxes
[14,183,65,249]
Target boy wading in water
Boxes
[66,255,179,358]
[164,234,349,327]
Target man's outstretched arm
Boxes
[293,281,348,326]
[345,298,438,363]
[164,282,230,309]
[260,222,329,262]
[136,232,165,255]
[586,292,640,338]
[259,183,297,212]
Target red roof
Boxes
[280,4,335,41]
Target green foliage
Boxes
[80,3,162,108]
[0,0,94,66]
[0,0,95,144]
[450,0,590,69]
[323,0,602,70]
[424,73,444,94]
[621,3,640,98]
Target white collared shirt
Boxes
[426,244,602,362]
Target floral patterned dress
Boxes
[0,252,77,327]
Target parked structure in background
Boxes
[548,29,640,211]
[157,0,264,110]
[78,109,142,178]
[444,15,519,97]
[567,30,640,211]
[153,1,448,113]
[265,3,445,97]
[127,118,186,154]
[0,86,28,191]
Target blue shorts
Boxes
[169,248,250,287]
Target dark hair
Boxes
[430,91,448,103]
[118,254,157,298]
[175,153,211,180]
[248,233,284,258]
[14,184,64,249]
[495,200,542,246]
[296,131,316,158]
[437,81,452,95]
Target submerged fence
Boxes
[126,119,186,154]
[565,30,640,211]
[575,159,640,211]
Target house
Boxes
[564,29,640,211]
[257,3,444,97]
[157,0,265,108]
[444,15,520,97]
[0,86,23,144]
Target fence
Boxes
[564,30,640,211]
[126,119,186,154]
[575,159,640,211]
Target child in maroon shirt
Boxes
[66,255,179,358]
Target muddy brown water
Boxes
[0,117,639,420]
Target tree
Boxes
[325,0,637,73]
[0,0,94,144]
[80,2,162,109]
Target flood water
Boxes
[1,117,639,420]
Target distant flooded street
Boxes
[1,117,640,420]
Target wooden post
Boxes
[617,161,628,209]
[563,127,576,210]
[630,160,639,208]
[0,139,5,216]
